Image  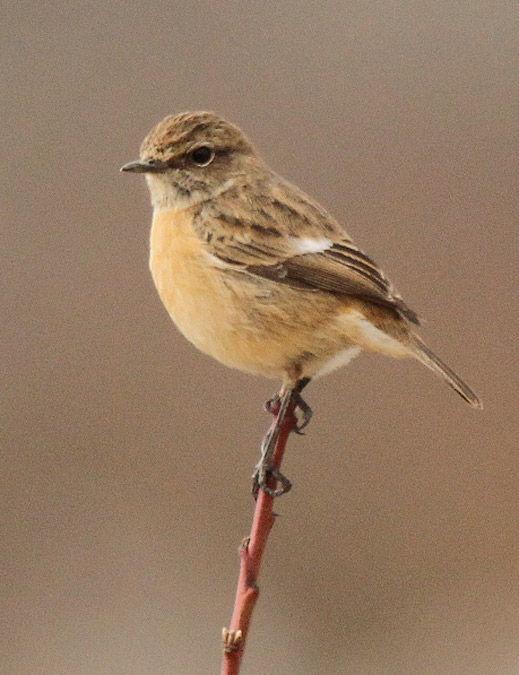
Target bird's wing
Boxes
[192,181,420,324]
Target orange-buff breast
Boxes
[149,207,308,378]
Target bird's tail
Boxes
[412,341,482,409]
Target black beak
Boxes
[120,158,169,173]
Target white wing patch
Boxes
[289,236,333,254]
[205,251,234,268]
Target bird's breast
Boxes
[148,207,287,376]
[149,207,227,350]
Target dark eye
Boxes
[190,146,215,166]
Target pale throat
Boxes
[146,174,237,213]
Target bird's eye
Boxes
[190,146,215,166]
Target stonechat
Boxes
[121,111,481,494]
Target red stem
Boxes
[221,399,297,675]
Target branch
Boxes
[221,397,297,674]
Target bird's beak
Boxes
[120,158,169,173]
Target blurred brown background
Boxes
[2,1,518,673]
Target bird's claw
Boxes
[264,395,281,416]
[264,392,313,432]
[252,462,292,499]
[293,392,313,432]
[254,383,311,498]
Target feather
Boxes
[193,175,420,324]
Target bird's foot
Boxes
[264,391,312,433]
[252,460,292,499]
[292,391,313,433]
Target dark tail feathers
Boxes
[413,342,482,409]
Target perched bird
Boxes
[121,111,481,495]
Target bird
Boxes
[121,111,482,496]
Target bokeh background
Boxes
[2,2,518,673]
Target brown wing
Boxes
[247,241,420,324]
[192,178,420,325]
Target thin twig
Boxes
[221,397,297,674]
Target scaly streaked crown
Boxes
[140,111,254,162]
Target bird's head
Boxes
[121,111,257,210]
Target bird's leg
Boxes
[253,386,296,498]
[264,377,313,433]
[253,378,313,498]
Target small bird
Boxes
[121,111,481,495]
